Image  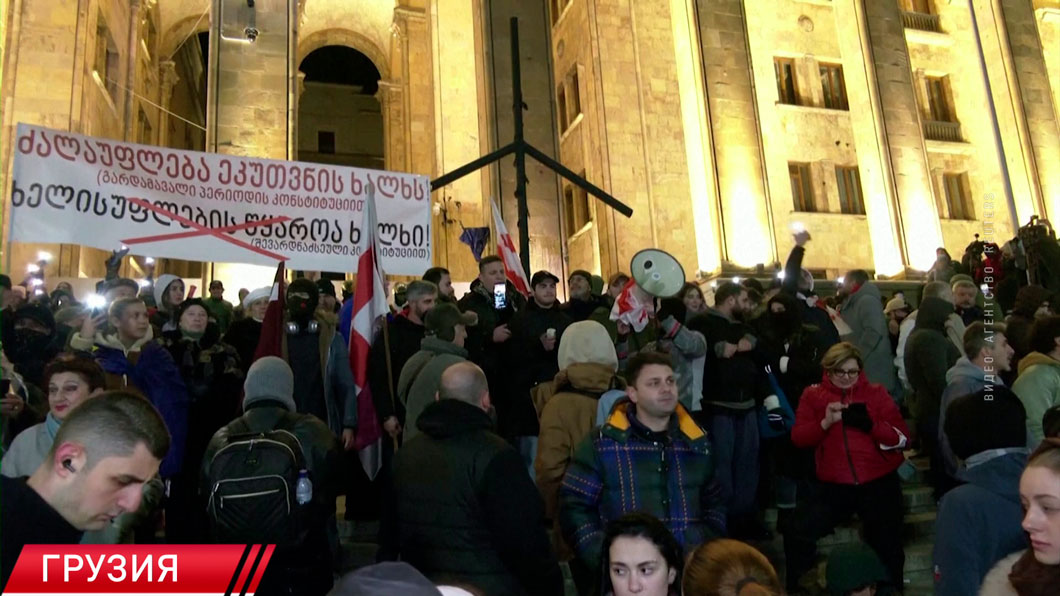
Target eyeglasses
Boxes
[830,368,860,378]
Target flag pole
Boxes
[381,316,398,451]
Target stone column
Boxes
[294,70,305,160]
[123,0,144,141]
[376,79,406,172]
[836,0,943,273]
[157,60,179,147]
[392,4,434,177]
[995,0,1060,222]
[693,0,775,268]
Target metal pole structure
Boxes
[510,19,531,277]
[430,17,632,277]
[968,0,1021,235]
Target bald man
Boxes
[386,362,561,595]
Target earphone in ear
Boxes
[62,460,76,473]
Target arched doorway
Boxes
[297,46,383,170]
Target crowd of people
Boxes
[1,229,1059,596]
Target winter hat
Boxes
[175,298,208,324]
[558,320,618,371]
[287,277,319,300]
[54,305,87,327]
[243,356,296,412]
[590,275,605,296]
[569,270,593,286]
[0,274,10,290]
[153,274,181,310]
[944,387,1027,460]
[315,278,337,298]
[884,296,910,315]
[531,270,560,288]
[243,286,271,309]
[425,303,476,342]
[330,562,442,596]
[14,303,56,333]
[826,544,890,595]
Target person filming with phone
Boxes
[458,256,526,439]
[789,341,910,593]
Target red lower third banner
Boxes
[4,545,274,595]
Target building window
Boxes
[926,76,953,122]
[557,85,568,131]
[137,108,152,144]
[94,13,120,100]
[943,173,974,220]
[835,166,865,215]
[819,64,848,110]
[568,67,581,123]
[789,163,816,212]
[318,131,335,154]
[564,172,591,237]
[775,58,799,105]
[899,0,934,14]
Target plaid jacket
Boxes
[559,399,726,568]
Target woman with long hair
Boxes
[980,438,1060,595]
[600,513,683,596]
[682,539,782,596]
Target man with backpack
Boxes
[201,357,341,596]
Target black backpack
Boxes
[204,414,309,546]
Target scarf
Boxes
[45,412,62,442]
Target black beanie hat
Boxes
[315,278,337,298]
[14,303,55,332]
[944,387,1027,460]
[175,298,208,323]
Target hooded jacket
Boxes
[388,399,562,596]
[838,282,899,396]
[70,328,188,478]
[791,371,908,485]
[398,336,469,442]
[1011,351,1060,445]
[938,357,998,477]
[933,449,1029,596]
[559,400,726,570]
[905,297,962,423]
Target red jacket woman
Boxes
[791,349,909,484]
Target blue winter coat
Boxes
[938,357,995,478]
[932,449,1028,596]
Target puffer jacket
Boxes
[791,372,908,485]
[1011,351,1060,445]
[535,362,623,523]
[560,400,726,570]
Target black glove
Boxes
[842,403,873,433]
[105,247,130,281]
[656,297,687,325]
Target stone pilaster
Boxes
[846,0,942,272]
[123,0,144,141]
[157,60,178,146]
[693,0,775,268]
[392,5,434,177]
[996,0,1060,222]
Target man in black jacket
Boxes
[687,281,769,537]
[508,271,571,465]
[2,391,169,590]
[781,229,840,348]
[562,269,608,322]
[368,280,438,442]
[202,357,341,596]
[387,361,562,595]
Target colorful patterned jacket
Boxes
[559,399,726,569]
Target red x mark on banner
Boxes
[120,197,290,261]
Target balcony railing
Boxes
[924,120,963,142]
[902,11,942,33]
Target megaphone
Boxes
[631,248,686,298]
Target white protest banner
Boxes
[8,124,432,275]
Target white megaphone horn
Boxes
[630,248,686,300]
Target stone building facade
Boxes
[2,0,1059,289]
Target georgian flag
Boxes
[490,198,530,296]
[610,278,653,333]
[349,185,389,480]
[252,262,286,362]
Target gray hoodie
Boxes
[938,357,995,478]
